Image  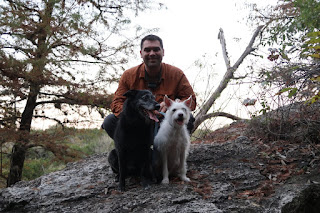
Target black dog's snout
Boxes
[155,103,160,110]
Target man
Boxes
[102,34,196,138]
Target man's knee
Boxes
[187,114,195,135]
[102,114,118,139]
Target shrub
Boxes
[246,102,320,144]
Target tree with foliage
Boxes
[249,0,320,103]
[237,0,320,145]
[0,0,161,186]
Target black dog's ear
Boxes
[123,90,138,98]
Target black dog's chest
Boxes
[115,114,153,147]
[120,114,153,132]
[122,112,149,126]
[118,126,152,144]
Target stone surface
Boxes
[1,135,319,213]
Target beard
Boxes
[144,56,162,68]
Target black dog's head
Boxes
[123,90,160,123]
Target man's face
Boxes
[140,40,164,69]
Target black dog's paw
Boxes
[114,174,119,182]
[119,185,125,192]
[143,184,151,190]
[140,177,152,189]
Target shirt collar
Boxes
[139,63,164,80]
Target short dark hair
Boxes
[140,34,163,50]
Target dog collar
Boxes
[159,112,166,116]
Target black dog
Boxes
[108,90,160,191]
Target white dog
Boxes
[154,95,192,184]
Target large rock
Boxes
[282,184,320,213]
[1,136,319,212]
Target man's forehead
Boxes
[142,40,162,49]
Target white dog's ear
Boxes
[164,95,173,108]
[184,95,193,109]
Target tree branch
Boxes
[233,25,264,68]
[195,111,247,128]
[218,28,231,69]
[33,115,65,128]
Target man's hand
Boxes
[159,101,167,113]
[154,101,166,118]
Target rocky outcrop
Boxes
[1,135,319,212]
[282,184,320,213]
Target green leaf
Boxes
[311,76,320,82]
[288,88,298,98]
[280,88,294,93]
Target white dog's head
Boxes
[164,95,192,127]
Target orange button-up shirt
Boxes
[111,63,196,117]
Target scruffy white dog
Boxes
[154,95,192,184]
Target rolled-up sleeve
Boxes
[110,73,129,117]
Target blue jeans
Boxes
[101,114,118,140]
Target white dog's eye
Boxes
[172,109,176,112]
[182,108,187,112]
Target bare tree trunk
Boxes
[193,26,264,132]
[7,84,40,186]
[6,144,27,187]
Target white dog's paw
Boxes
[161,178,169,184]
[181,176,190,182]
